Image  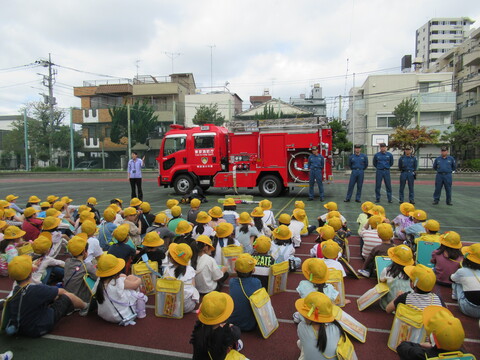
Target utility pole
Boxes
[338,95,342,121]
[24,109,29,171]
[208,45,216,90]
[352,73,356,153]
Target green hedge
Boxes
[462,159,480,170]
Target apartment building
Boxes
[347,73,455,167]
[416,17,474,70]
[290,84,327,116]
[73,73,196,168]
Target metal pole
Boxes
[416,90,421,169]
[23,109,29,171]
[172,101,176,124]
[127,103,131,156]
[70,108,75,170]
[338,95,342,121]
[352,73,356,152]
[48,53,55,165]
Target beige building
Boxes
[236,98,312,119]
[347,73,455,167]
[184,92,243,127]
[73,73,196,168]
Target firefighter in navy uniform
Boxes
[433,146,456,205]
[307,146,325,201]
[344,144,368,203]
[373,143,394,203]
[398,146,417,204]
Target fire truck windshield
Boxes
[163,135,186,156]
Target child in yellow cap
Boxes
[309,225,335,258]
[386,264,445,313]
[164,243,199,313]
[431,231,463,286]
[80,220,103,264]
[212,222,240,266]
[193,235,228,294]
[318,202,347,227]
[320,240,346,277]
[31,234,65,285]
[146,212,175,246]
[403,209,427,244]
[86,197,101,225]
[228,253,262,331]
[451,243,480,318]
[98,207,118,251]
[296,258,338,301]
[251,207,272,238]
[138,201,155,238]
[397,305,465,358]
[356,201,374,236]
[0,226,26,277]
[6,194,24,216]
[235,212,259,254]
[191,292,242,359]
[251,236,275,288]
[359,215,383,260]
[187,198,202,225]
[290,209,306,248]
[260,199,276,230]
[415,219,441,245]
[164,199,179,219]
[392,202,415,242]
[22,207,43,241]
[222,198,240,227]
[358,223,395,279]
[107,224,137,270]
[270,225,301,271]
[7,255,87,337]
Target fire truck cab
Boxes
[156,118,333,197]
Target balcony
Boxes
[462,102,480,119]
[83,137,99,149]
[73,109,112,124]
[463,73,480,93]
[413,92,456,112]
[464,49,480,66]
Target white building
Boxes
[184,92,243,127]
[347,73,456,167]
[290,84,327,116]
[416,17,475,70]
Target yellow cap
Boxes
[190,198,201,208]
[0,200,10,209]
[404,264,436,292]
[175,220,193,235]
[154,212,169,224]
[316,225,335,241]
[42,216,61,231]
[6,195,18,202]
[3,225,26,240]
[208,206,223,218]
[79,210,95,223]
[377,223,393,241]
[424,220,440,232]
[461,243,480,264]
[68,236,88,256]
[4,208,16,218]
[28,195,41,203]
[130,197,142,207]
[113,223,130,242]
[108,203,121,214]
[326,217,342,232]
[223,198,236,206]
[46,208,61,218]
[23,207,38,218]
[40,202,51,209]
[409,209,427,221]
[321,240,341,259]
[53,201,66,212]
[259,199,272,210]
[198,291,234,325]
[96,254,125,277]
[196,235,215,250]
[294,200,305,210]
[46,195,59,203]
[253,236,271,254]
[292,208,306,221]
[326,211,341,220]
[400,202,415,216]
[302,258,329,284]
[103,208,116,222]
[238,212,252,224]
[81,220,97,236]
[278,213,291,225]
[388,245,414,266]
[123,207,137,217]
[142,232,164,247]
[61,196,73,204]
[368,215,383,230]
[140,202,151,213]
[171,205,182,218]
[361,201,374,213]
[250,207,264,218]
[323,201,338,211]
[295,292,335,323]
[235,253,257,273]
[32,235,53,255]
[272,225,292,240]
[87,197,98,205]
[77,205,91,214]
[0,220,7,230]
[195,211,212,224]
[423,306,464,351]
[215,222,234,238]
[439,231,462,249]
[169,243,193,266]
[166,199,179,209]
[8,255,33,281]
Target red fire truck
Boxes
[156,117,333,197]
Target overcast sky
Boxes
[1,0,479,119]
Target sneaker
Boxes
[447,202,453,206]
[355,200,361,203]
[236,339,244,351]
[343,199,350,202]
[0,351,13,360]
[432,201,439,205]
[79,304,89,317]
[293,311,302,324]
[358,269,370,278]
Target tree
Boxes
[441,121,480,161]
[192,104,226,126]
[388,126,440,154]
[109,101,159,145]
[253,105,283,120]
[391,98,417,128]
[329,119,352,153]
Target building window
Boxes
[432,21,438,25]
[376,115,396,128]
[431,30,438,35]
[450,21,457,25]
[450,30,457,34]
[432,40,438,43]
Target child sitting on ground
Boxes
[95,253,147,325]
[259,199,276,230]
[270,225,301,271]
[403,210,427,246]
[98,207,117,250]
[451,243,480,318]
[208,207,226,229]
[193,235,229,295]
[431,231,463,286]
[132,232,166,269]
[108,224,137,271]
[293,201,315,236]
[320,240,346,278]
[139,202,155,238]
[290,209,306,248]
[359,215,383,260]
[86,197,101,224]
[356,201,374,236]
[222,198,239,226]
[81,220,104,265]
[163,243,200,313]
[187,199,202,225]
[22,207,43,241]
[415,220,441,245]
[278,213,291,227]
[0,225,25,277]
[192,212,215,240]
[146,213,176,246]
[251,207,272,237]
[358,223,394,278]
[309,225,336,258]
[296,258,338,301]
[212,222,240,266]
[228,253,262,332]
[392,203,415,242]
[318,202,347,226]
[252,236,275,288]
[31,234,65,285]
[123,207,142,247]
[379,244,414,310]
[164,199,179,219]
[235,212,259,254]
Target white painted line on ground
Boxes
[44,334,192,358]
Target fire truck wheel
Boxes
[259,175,283,197]
[173,174,194,195]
